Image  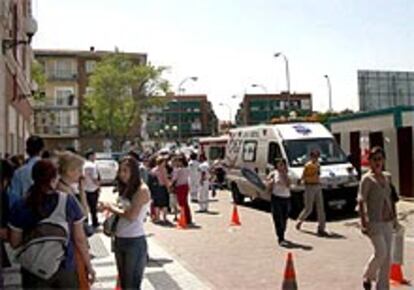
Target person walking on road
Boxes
[99,156,151,290]
[188,152,200,202]
[295,149,327,236]
[358,147,398,290]
[267,158,291,246]
[83,150,101,228]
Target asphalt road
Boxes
[100,186,414,290]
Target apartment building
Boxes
[33,48,147,151]
[145,94,218,142]
[235,92,313,125]
[0,0,37,156]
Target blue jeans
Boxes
[270,195,290,243]
[114,236,147,290]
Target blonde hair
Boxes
[57,151,84,176]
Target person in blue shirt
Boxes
[8,136,44,206]
[8,159,95,289]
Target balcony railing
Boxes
[34,107,79,137]
[46,70,78,81]
[33,97,78,109]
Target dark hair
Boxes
[41,150,51,159]
[368,146,385,160]
[117,156,142,201]
[1,159,16,192]
[127,150,140,162]
[26,136,44,157]
[26,160,58,217]
[274,158,287,167]
[177,155,188,167]
[190,152,197,160]
[85,149,95,160]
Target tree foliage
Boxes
[81,53,170,139]
[31,60,46,101]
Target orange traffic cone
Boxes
[176,209,188,229]
[230,205,241,226]
[282,252,298,290]
[389,263,410,285]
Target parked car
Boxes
[95,152,119,185]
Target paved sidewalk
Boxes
[3,233,210,290]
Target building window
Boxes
[50,59,76,79]
[55,87,75,106]
[85,60,96,73]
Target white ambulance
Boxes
[199,135,228,164]
[225,122,359,217]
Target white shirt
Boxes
[270,171,290,198]
[83,160,99,192]
[188,160,200,181]
[116,197,150,238]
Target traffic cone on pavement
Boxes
[176,209,188,229]
[230,204,241,226]
[282,252,298,290]
[389,263,410,285]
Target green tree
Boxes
[31,60,46,101]
[81,53,170,142]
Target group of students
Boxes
[266,146,400,290]
[141,151,217,226]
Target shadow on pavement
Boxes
[282,240,313,251]
[147,257,174,268]
[194,210,220,215]
[300,229,347,239]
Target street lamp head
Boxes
[324,74,329,78]
[190,76,198,82]
[274,52,281,58]
[251,84,258,88]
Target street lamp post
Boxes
[251,83,270,123]
[274,52,291,112]
[324,74,333,112]
[176,76,198,142]
[219,102,232,123]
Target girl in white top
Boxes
[100,156,150,290]
[266,158,291,246]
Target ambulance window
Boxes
[242,141,257,162]
[268,142,282,165]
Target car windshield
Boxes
[283,138,347,167]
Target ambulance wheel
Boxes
[231,183,245,205]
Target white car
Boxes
[95,153,119,185]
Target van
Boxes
[225,122,359,217]
[199,135,228,164]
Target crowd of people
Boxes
[0,136,224,289]
[0,135,401,290]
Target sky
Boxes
[32,0,414,121]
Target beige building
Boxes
[33,48,147,151]
[0,0,37,156]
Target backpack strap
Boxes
[42,192,69,238]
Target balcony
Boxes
[33,97,78,109]
[46,70,78,81]
[34,107,79,138]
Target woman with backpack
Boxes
[8,159,95,289]
[99,156,151,289]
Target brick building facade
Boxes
[0,0,37,156]
[33,48,147,152]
